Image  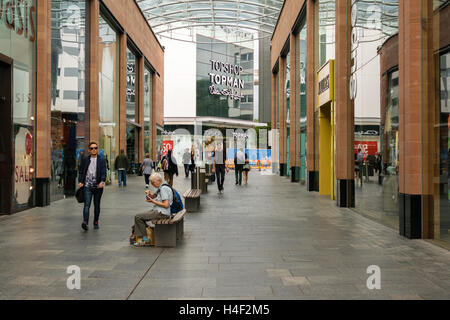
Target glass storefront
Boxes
[144,66,152,155]
[126,47,138,171]
[380,70,399,224]
[318,0,335,68]
[438,51,450,242]
[0,0,37,212]
[285,52,291,177]
[296,19,307,183]
[423,0,449,244]
[342,0,400,229]
[98,13,120,185]
[50,0,86,200]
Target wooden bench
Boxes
[151,209,186,247]
[183,189,201,212]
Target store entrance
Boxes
[319,103,333,197]
[0,59,13,214]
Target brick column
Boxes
[35,0,52,206]
[87,0,99,144]
[279,57,286,176]
[335,0,355,207]
[398,0,425,239]
[306,0,318,191]
[119,33,127,153]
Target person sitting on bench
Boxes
[133,173,173,246]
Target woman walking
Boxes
[140,153,154,188]
[243,152,250,185]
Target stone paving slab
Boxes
[0,172,449,300]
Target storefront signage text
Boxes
[318,75,330,96]
[208,59,244,101]
[317,60,334,108]
[350,0,359,100]
[0,0,36,42]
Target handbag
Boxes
[243,163,250,171]
[75,187,84,203]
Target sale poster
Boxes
[162,140,174,156]
[354,141,378,159]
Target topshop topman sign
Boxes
[208,60,244,100]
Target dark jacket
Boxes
[78,155,107,185]
[114,154,129,170]
[163,153,178,175]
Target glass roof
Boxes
[136,0,284,44]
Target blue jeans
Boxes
[83,186,103,225]
[118,169,127,186]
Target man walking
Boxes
[212,142,228,194]
[115,149,129,187]
[235,148,245,185]
[182,148,191,178]
[78,141,107,231]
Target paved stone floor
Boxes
[0,170,449,300]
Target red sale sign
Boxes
[162,141,173,156]
[355,141,378,159]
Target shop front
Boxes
[0,0,37,214]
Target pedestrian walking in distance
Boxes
[115,149,129,188]
[163,149,178,187]
[212,142,228,194]
[182,148,191,178]
[78,141,107,231]
[243,152,250,185]
[234,148,245,185]
[140,153,154,188]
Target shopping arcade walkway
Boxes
[0,171,449,300]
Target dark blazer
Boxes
[78,155,107,185]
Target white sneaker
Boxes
[145,184,149,188]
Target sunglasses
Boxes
[89,147,98,150]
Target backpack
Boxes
[161,157,169,171]
[158,183,183,214]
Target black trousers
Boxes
[215,165,226,191]
[235,164,243,185]
[144,174,150,185]
[184,164,190,177]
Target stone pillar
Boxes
[306,0,319,191]
[335,0,355,207]
[398,0,425,239]
[279,57,286,176]
[35,0,52,206]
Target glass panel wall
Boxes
[50,0,86,200]
[317,0,335,68]
[144,66,152,156]
[98,13,120,185]
[380,70,399,223]
[0,0,37,211]
[352,0,399,229]
[285,52,291,177]
[126,47,138,171]
[422,0,449,244]
[296,19,307,183]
